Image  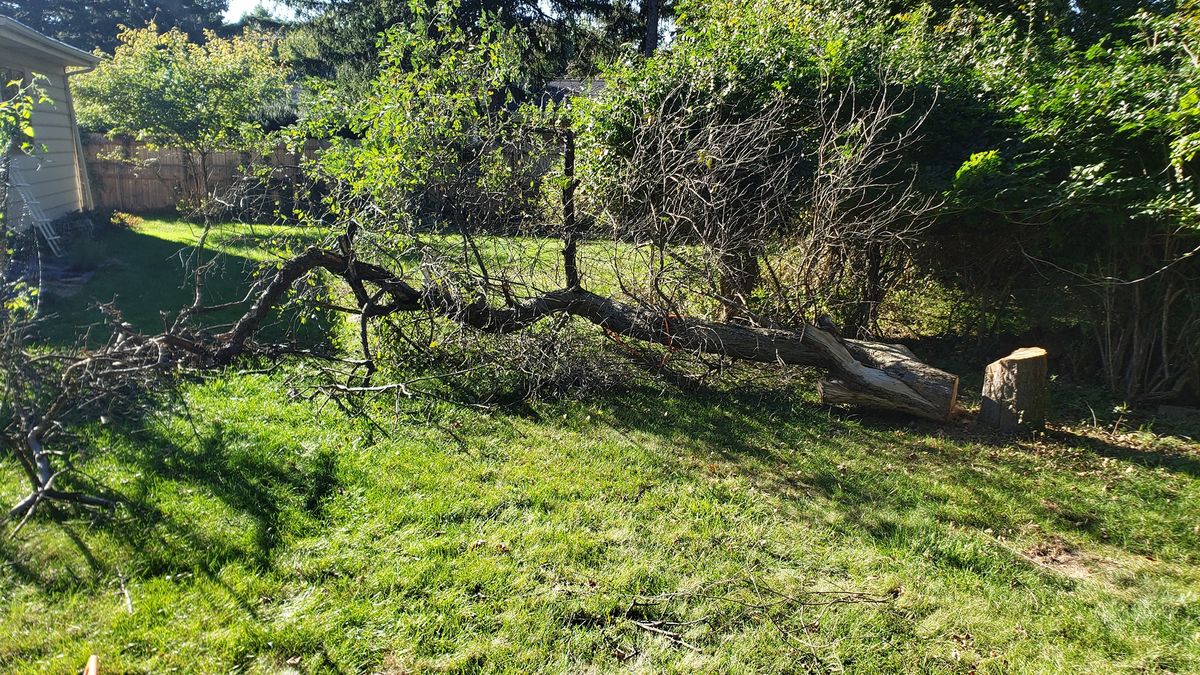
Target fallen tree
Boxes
[215,246,960,419]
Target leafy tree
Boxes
[579,0,1198,400]
[73,24,290,215]
[304,1,558,238]
[577,0,975,330]
[0,0,228,53]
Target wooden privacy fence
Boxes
[82,134,324,214]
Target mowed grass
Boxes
[1,221,1198,673]
[36,219,324,346]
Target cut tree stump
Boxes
[980,347,1048,431]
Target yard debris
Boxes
[1021,536,1092,578]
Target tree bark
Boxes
[642,0,660,56]
[818,339,959,421]
[717,246,761,322]
[562,129,579,288]
[980,347,1048,431]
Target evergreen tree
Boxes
[0,0,228,53]
[282,0,654,89]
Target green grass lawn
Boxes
[36,219,324,346]
[1,221,1198,673]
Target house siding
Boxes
[1,52,87,227]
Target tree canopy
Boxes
[73,24,289,151]
[72,24,290,214]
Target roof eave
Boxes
[0,15,100,67]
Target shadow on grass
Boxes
[119,420,339,564]
[2,408,341,585]
[585,384,1199,566]
[5,335,1195,628]
[1043,427,1200,478]
[35,225,333,349]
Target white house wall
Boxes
[2,51,85,225]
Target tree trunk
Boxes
[859,243,884,337]
[642,0,660,56]
[561,129,579,288]
[206,247,960,422]
[980,347,1048,431]
[818,339,959,421]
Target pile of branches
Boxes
[1,302,230,530]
